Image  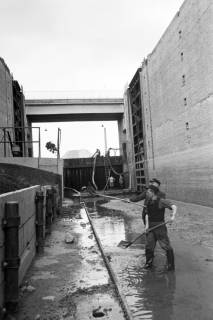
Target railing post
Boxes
[35,191,45,253]
[2,201,20,312]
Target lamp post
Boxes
[101,124,107,155]
[57,128,61,174]
[57,128,61,159]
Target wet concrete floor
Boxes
[86,198,213,320]
[13,201,126,320]
[11,196,213,320]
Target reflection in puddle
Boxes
[122,261,176,319]
[85,199,176,320]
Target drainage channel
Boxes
[81,201,134,320]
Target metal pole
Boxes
[104,127,107,154]
[102,125,107,155]
[38,127,41,168]
[57,128,61,159]
[57,128,61,174]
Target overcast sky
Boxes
[0,0,184,156]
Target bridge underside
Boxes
[25,98,125,156]
[27,112,122,123]
[26,98,124,123]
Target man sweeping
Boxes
[130,178,166,225]
[144,185,177,271]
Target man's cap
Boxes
[148,185,159,194]
[149,178,161,185]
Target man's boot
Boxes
[167,249,175,271]
[144,249,153,269]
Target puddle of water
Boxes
[59,208,111,292]
[85,199,176,320]
[73,250,110,289]
[74,292,124,320]
[121,261,176,320]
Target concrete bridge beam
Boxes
[25,98,124,122]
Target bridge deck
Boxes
[26,98,124,122]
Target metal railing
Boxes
[0,126,40,158]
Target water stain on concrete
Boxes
[31,271,58,280]
[34,257,59,268]
[42,296,56,301]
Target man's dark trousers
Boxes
[145,224,175,270]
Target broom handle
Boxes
[125,221,170,248]
[95,192,145,208]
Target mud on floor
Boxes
[10,202,126,320]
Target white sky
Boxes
[0,0,184,157]
[32,121,119,157]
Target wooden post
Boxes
[72,194,80,206]
[3,201,20,312]
[46,189,53,235]
[35,191,45,253]
[51,186,58,220]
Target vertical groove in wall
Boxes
[127,89,136,190]
[139,69,149,184]
[128,69,147,190]
[145,61,155,170]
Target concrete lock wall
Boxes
[0,186,40,309]
[139,0,213,206]
[0,158,63,199]
[0,157,63,176]
[0,58,14,157]
[0,162,63,211]
[0,184,59,312]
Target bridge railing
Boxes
[24,90,123,100]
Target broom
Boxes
[118,221,170,248]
